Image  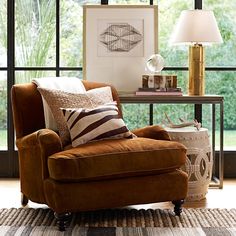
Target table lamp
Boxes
[170,10,223,95]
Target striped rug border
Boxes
[1,208,236,228]
[1,226,236,236]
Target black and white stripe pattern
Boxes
[2,208,236,228]
[1,226,236,236]
[61,103,134,147]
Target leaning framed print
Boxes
[83,5,158,92]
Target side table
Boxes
[119,94,224,188]
[166,127,213,201]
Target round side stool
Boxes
[166,127,213,201]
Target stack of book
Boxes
[135,87,183,96]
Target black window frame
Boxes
[0,0,235,177]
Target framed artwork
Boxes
[83,5,158,92]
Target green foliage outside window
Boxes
[0,78,7,130]
[15,0,56,78]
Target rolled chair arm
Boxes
[37,129,62,157]
[131,125,171,141]
[16,129,62,179]
[37,129,63,179]
[16,130,41,148]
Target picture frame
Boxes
[83,5,158,92]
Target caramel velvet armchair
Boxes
[11,81,188,231]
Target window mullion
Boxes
[56,0,60,76]
[195,0,203,9]
[7,0,16,176]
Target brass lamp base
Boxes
[188,44,205,96]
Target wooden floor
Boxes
[0,178,235,209]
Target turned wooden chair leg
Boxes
[21,193,28,206]
[54,212,72,231]
[172,200,184,216]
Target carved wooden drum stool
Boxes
[166,127,213,201]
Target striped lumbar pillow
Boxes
[61,103,135,147]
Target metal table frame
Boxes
[119,94,224,189]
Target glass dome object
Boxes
[146,54,165,73]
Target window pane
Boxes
[15,71,56,84]
[205,71,236,150]
[204,0,236,66]
[60,0,99,67]
[0,0,7,67]
[158,0,193,67]
[122,104,149,129]
[60,71,82,78]
[153,103,194,126]
[109,0,149,4]
[15,0,56,67]
[60,1,82,67]
[0,72,7,150]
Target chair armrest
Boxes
[131,125,171,141]
[16,129,62,179]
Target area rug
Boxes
[1,208,236,235]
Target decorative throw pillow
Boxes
[61,103,135,147]
[37,86,114,145]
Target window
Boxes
[0,0,7,68]
[203,0,236,149]
[158,0,192,67]
[15,0,56,68]
[61,1,84,67]
[204,0,236,67]
[15,71,56,84]
[205,71,236,149]
[0,0,7,150]
[109,0,149,4]
[0,72,7,150]
[1,0,236,176]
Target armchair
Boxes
[11,81,188,231]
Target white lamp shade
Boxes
[170,10,223,45]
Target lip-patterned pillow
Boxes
[61,103,135,147]
[37,86,114,145]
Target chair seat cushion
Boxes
[48,137,186,181]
